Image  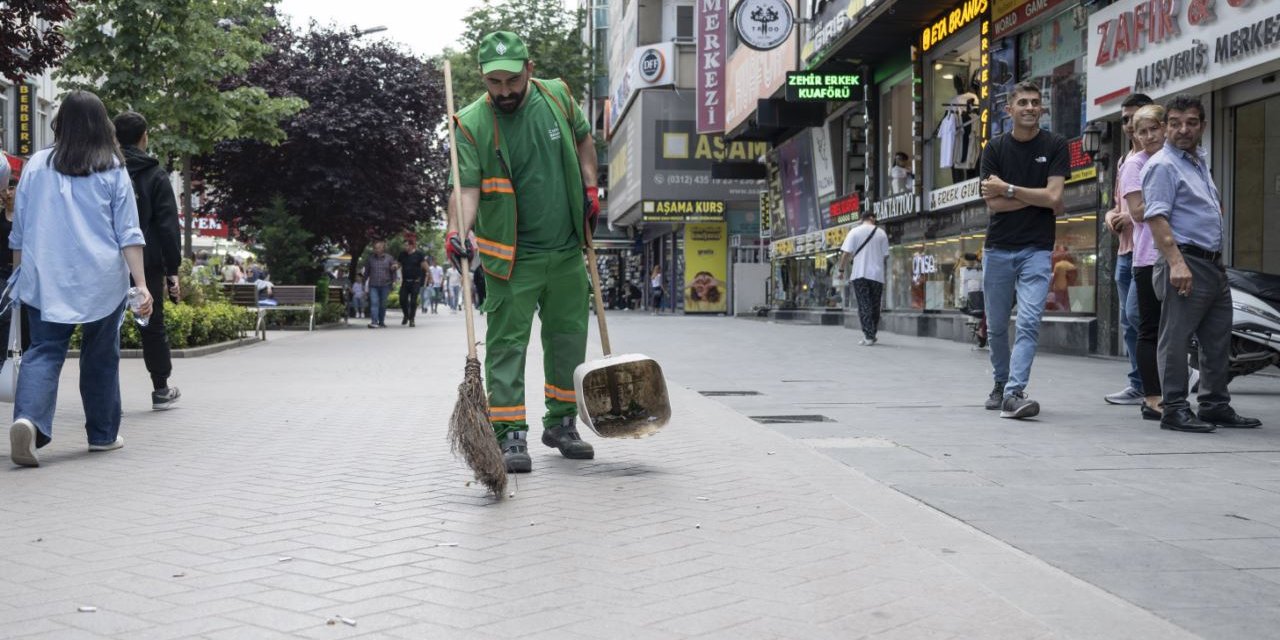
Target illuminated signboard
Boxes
[641,199,727,222]
[784,72,863,102]
[15,84,35,156]
[920,0,988,52]
[1065,137,1097,184]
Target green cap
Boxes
[477,31,529,75]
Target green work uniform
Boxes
[453,79,591,437]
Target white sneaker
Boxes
[9,419,39,467]
[88,436,124,452]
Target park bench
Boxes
[223,283,317,339]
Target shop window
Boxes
[878,73,913,198]
[1016,7,1089,139]
[773,254,842,309]
[925,32,981,193]
[674,4,694,42]
[1048,215,1097,314]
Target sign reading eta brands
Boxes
[992,0,1070,39]
[642,199,726,222]
[697,0,727,133]
[735,0,795,51]
[1087,0,1280,120]
[921,0,988,52]
[927,176,982,210]
[784,72,863,101]
[15,84,35,156]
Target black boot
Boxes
[501,431,532,473]
[542,417,595,460]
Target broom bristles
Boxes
[449,356,507,498]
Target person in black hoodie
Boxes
[114,112,182,410]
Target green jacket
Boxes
[453,78,585,280]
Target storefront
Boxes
[1087,0,1280,274]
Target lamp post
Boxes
[1081,121,1103,158]
[356,25,388,37]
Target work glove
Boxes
[584,186,600,236]
[446,231,475,272]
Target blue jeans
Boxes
[15,303,125,446]
[984,247,1051,396]
[1115,253,1142,392]
[368,285,390,325]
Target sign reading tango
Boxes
[642,199,727,222]
[785,72,863,101]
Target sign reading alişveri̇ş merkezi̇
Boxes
[785,72,863,101]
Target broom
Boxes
[443,60,507,498]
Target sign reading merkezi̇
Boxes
[1087,0,1280,121]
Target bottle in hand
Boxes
[127,286,150,327]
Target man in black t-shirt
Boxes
[396,236,428,327]
[978,81,1070,420]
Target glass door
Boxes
[1233,94,1280,273]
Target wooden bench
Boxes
[223,283,317,339]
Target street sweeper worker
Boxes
[445,31,600,474]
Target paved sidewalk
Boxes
[3,311,1193,639]
[621,313,1280,640]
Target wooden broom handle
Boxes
[584,234,613,357]
[443,61,478,358]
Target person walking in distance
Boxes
[8,90,153,467]
[445,31,600,473]
[396,234,427,327]
[114,112,182,410]
[427,259,444,314]
[650,265,664,313]
[836,210,889,345]
[1141,94,1261,433]
[1104,94,1154,406]
[978,82,1070,419]
[362,240,394,328]
[1121,104,1169,422]
[446,263,462,312]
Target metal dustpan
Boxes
[574,243,671,438]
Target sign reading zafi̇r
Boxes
[15,84,35,156]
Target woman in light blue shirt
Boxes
[8,90,153,468]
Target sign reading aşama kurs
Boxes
[785,72,863,101]
[642,200,726,222]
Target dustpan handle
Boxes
[583,236,612,357]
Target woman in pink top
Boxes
[1122,104,1167,420]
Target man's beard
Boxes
[493,88,526,113]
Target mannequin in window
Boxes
[890,151,914,194]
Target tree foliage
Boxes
[196,24,450,280]
[442,0,590,108]
[250,196,316,285]
[0,0,73,83]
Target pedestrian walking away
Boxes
[447,263,463,312]
[445,31,600,473]
[1121,104,1169,423]
[837,210,889,345]
[1103,94,1154,406]
[8,90,154,468]
[115,111,182,410]
[428,261,444,314]
[363,240,394,328]
[1141,94,1261,433]
[650,265,664,313]
[396,234,427,326]
[978,81,1069,419]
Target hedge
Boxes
[71,300,254,350]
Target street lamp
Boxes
[356,25,388,36]
[1080,121,1103,156]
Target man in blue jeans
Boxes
[362,240,395,328]
[978,82,1070,419]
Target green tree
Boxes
[56,0,305,258]
[442,0,590,108]
[249,196,316,284]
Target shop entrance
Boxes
[1232,92,1280,273]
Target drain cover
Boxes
[699,390,762,396]
[749,414,835,424]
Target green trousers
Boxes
[482,248,589,437]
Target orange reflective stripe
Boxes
[481,177,514,194]
[475,237,515,260]
[489,405,526,421]
[544,384,576,402]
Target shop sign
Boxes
[759,191,773,238]
[778,130,819,237]
[1064,137,1097,184]
[641,199,727,222]
[772,237,796,257]
[927,177,982,211]
[735,0,795,51]
[725,0,797,131]
[15,84,35,156]
[828,192,860,224]
[784,72,864,101]
[1062,180,1099,212]
[801,0,878,68]
[824,225,851,248]
[1087,0,1280,121]
[641,91,766,203]
[871,192,919,221]
[178,215,231,238]
[684,222,729,313]
[606,42,677,137]
[992,0,1070,39]
[697,0,728,133]
[921,0,988,53]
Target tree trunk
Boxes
[348,239,367,287]
[181,152,195,260]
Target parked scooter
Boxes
[1188,267,1280,389]
[960,253,987,349]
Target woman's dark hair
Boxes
[50,91,125,176]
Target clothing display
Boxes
[938,93,980,171]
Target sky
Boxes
[274,0,579,58]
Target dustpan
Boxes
[574,240,671,438]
